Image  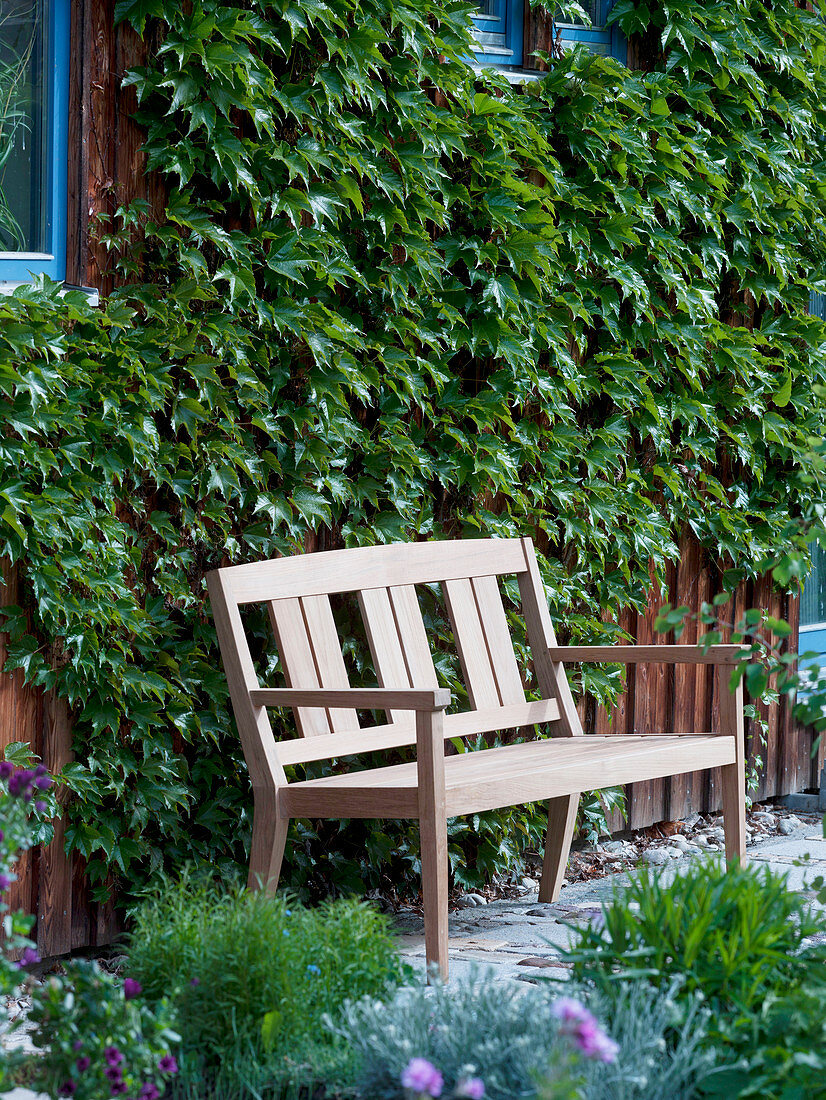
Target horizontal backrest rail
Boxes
[249,687,452,710]
[211,538,528,605]
[274,698,562,766]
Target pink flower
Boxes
[123,978,142,1000]
[552,997,618,1063]
[401,1057,443,1097]
[457,1076,485,1098]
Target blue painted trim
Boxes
[472,0,524,68]
[0,0,69,282]
[555,0,627,63]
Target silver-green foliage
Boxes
[332,972,717,1100]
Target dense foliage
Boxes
[562,860,826,1097]
[126,880,408,1090]
[1,0,826,898]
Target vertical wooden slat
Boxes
[670,537,703,820]
[470,575,525,705]
[388,586,439,690]
[443,578,500,709]
[360,587,414,726]
[299,595,358,732]
[268,598,330,737]
[66,0,91,285]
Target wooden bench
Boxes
[207,537,745,981]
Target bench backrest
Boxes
[207,537,582,784]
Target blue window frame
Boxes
[472,0,626,70]
[552,2,626,63]
[0,0,69,283]
[471,0,524,68]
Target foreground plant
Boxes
[126,874,408,1084]
[28,961,180,1100]
[0,747,58,1090]
[561,859,826,1097]
[333,971,710,1100]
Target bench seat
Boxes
[282,734,737,818]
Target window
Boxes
[552,2,627,63]
[471,0,524,68]
[0,0,69,283]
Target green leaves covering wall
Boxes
[2,0,826,898]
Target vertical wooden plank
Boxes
[0,559,40,924]
[360,587,415,727]
[443,579,500,709]
[416,708,448,983]
[38,691,73,956]
[71,856,92,951]
[628,563,672,829]
[470,575,525,706]
[268,598,330,737]
[299,595,358,732]
[388,586,439,689]
[66,0,92,285]
[670,536,702,821]
[87,0,117,294]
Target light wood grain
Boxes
[471,574,525,705]
[417,708,449,982]
[444,578,500,709]
[717,667,746,862]
[250,687,451,710]
[299,595,359,731]
[549,645,745,665]
[517,538,582,905]
[268,597,330,737]
[276,699,563,765]
[215,539,526,605]
[280,735,737,819]
[390,585,440,688]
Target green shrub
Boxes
[126,876,408,1075]
[27,958,180,1100]
[332,972,717,1100]
[561,859,826,1097]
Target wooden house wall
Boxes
[1,0,820,956]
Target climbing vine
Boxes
[1,0,826,899]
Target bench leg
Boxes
[538,793,579,903]
[717,669,746,864]
[721,762,746,863]
[420,810,449,984]
[248,794,288,894]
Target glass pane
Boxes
[0,0,48,253]
[556,2,603,27]
[801,541,826,627]
[478,0,497,13]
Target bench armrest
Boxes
[250,687,452,711]
[548,645,744,665]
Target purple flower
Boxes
[8,768,34,797]
[105,1064,124,1083]
[551,997,618,1063]
[105,1046,124,1067]
[58,1083,77,1097]
[15,947,40,969]
[123,977,142,1000]
[158,1054,178,1075]
[457,1077,485,1099]
[0,874,11,893]
[72,1040,84,1052]
[76,1055,91,1072]
[401,1058,443,1097]
[189,976,200,986]
[35,774,53,790]
[110,1083,128,1097]
[34,800,47,814]
[0,761,13,780]
[35,764,48,777]
[0,827,4,842]
[139,1084,160,1100]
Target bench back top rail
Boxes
[207,537,582,781]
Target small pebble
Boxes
[642,848,671,866]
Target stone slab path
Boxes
[395,813,826,983]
